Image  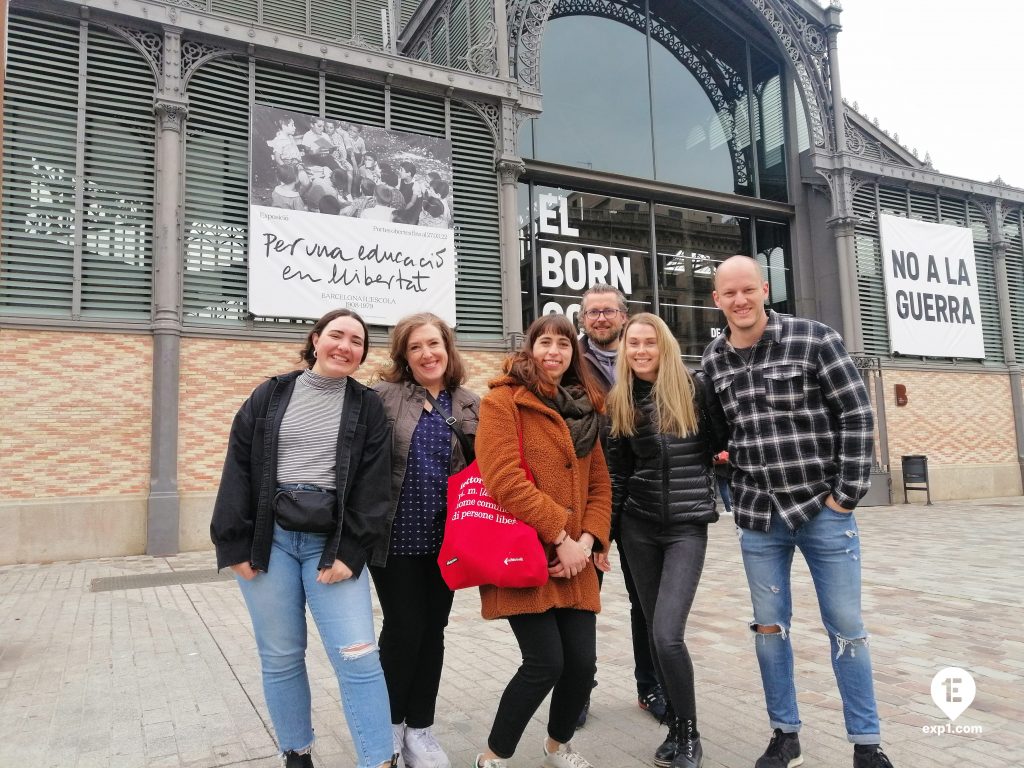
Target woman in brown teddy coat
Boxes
[471,314,612,768]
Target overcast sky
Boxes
[835,0,1022,190]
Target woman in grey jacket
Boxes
[606,314,726,768]
[371,312,479,768]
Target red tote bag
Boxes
[437,432,548,590]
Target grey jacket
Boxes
[371,379,480,566]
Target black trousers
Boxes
[619,516,708,729]
[488,608,596,759]
[370,555,455,727]
[616,539,661,694]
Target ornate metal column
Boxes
[497,156,526,338]
[494,0,511,79]
[989,202,1024,490]
[822,5,862,352]
[147,27,189,555]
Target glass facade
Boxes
[524,0,788,199]
[519,0,794,358]
[519,183,792,359]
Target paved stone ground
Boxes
[1,498,1021,768]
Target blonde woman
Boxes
[606,314,726,768]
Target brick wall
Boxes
[881,368,1016,464]
[0,329,152,498]
[178,338,507,493]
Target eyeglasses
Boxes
[583,308,623,320]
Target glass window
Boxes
[518,182,535,329]
[655,204,750,358]
[751,47,788,202]
[530,16,654,178]
[525,1,791,202]
[649,1,753,196]
[526,185,654,324]
[755,219,792,312]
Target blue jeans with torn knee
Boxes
[236,524,392,766]
[737,506,880,744]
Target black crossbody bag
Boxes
[273,487,337,534]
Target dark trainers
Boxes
[638,684,668,722]
[754,729,803,768]
[670,736,703,768]
[653,718,681,767]
[575,679,597,728]
[853,745,894,768]
[284,751,314,768]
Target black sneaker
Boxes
[670,736,702,768]
[575,679,597,728]
[653,718,681,768]
[754,729,802,768]
[638,684,668,722]
[284,751,314,768]
[853,745,894,768]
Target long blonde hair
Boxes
[608,313,698,438]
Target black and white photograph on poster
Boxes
[248,104,457,326]
[251,104,454,227]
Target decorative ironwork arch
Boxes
[507,0,834,150]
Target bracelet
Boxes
[554,533,568,547]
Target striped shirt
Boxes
[702,310,874,532]
[276,370,347,489]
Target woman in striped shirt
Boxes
[211,308,395,768]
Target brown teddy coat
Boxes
[475,376,612,620]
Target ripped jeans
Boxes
[738,506,880,744]
[236,524,392,766]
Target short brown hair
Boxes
[503,314,605,410]
[379,312,467,389]
[581,283,627,312]
[300,308,370,367]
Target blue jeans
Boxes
[236,524,393,766]
[737,506,880,745]
[716,475,732,513]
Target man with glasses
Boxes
[575,285,668,729]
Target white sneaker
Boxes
[403,726,451,768]
[474,755,507,768]
[542,741,594,768]
[392,723,406,764]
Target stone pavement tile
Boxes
[2,500,1023,767]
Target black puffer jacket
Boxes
[607,374,727,534]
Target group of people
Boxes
[266,116,453,227]
[211,255,895,768]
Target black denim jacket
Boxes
[211,370,392,576]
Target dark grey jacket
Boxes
[607,374,727,535]
[371,379,480,567]
[210,371,392,576]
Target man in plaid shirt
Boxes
[702,256,893,768]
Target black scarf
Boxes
[543,384,599,458]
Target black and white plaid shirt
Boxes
[702,310,874,532]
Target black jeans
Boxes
[620,516,708,729]
[370,555,455,727]
[616,539,660,694]
[488,608,596,759]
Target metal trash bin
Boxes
[901,455,932,505]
